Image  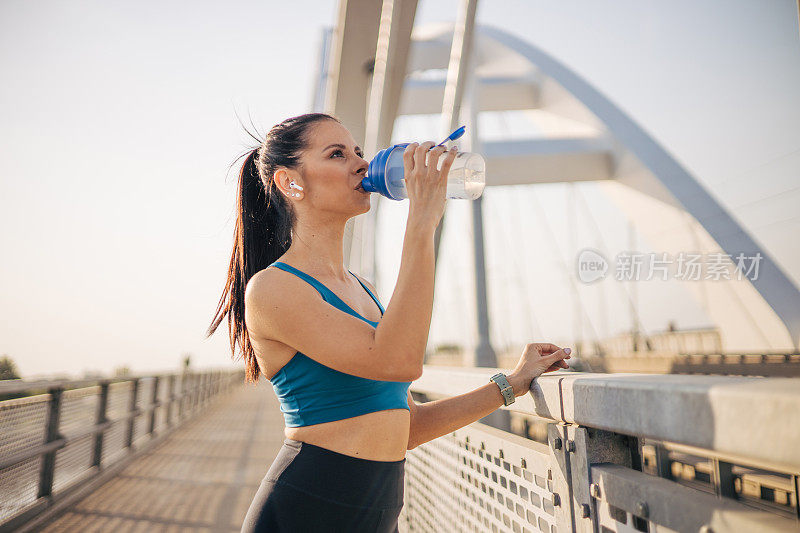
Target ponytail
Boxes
[207,113,340,383]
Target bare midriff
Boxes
[284,408,410,462]
[254,337,410,462]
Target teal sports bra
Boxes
[265,261,411,427]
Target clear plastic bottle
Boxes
[360,143,485,201]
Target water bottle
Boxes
[359,129,485,201]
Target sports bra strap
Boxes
[268,261,383,321]
[350,275,385,316]
[269,261,329,300]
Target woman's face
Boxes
[293,119,371,217]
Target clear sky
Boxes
[2,0,798,378]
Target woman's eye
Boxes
[330,149,364,159]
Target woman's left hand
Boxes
[507,343,571,397]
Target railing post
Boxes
[148,376,159,436]
[184,373,190,415]
[166,374,175,427]
[191,372,199,411]
[197,373,206,411]
[654,443,673,480]
[794,474,800,520]
[37,386,64,499]
[564,425,634,532]
[197,372,206,407]
[713,459,737,498]
[188,372,195,414]
[92,380,110,468]
[181,374,188,415]
[178,373,187,420]
[125,378,140,449]
[547,423,577,531]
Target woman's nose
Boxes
[355,158,368,175]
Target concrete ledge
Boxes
[412,367,800,472]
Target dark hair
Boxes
[207,112,341,383]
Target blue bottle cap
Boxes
[360,143,409,200]
[360,126,466,199]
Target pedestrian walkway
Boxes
[40,382,282,533]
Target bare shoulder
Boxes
[244,266,316,338]
[245,266,415,381]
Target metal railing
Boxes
[671,352,800,377]
[0,368,244,532]
[401,366,800,532]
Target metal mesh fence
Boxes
[53,434,94,493]
[133,378,154,447]
[106,381,131,420]
[0,456,41,523]
[0,394,48,458]
[0,370,242,530]
[401,423,558,533]
[153,378,169,433]
[59,386,99,436]
[101,418,128,465]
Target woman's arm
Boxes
[407,344,570,449]
[373,142,455,377]
[407,381,508,449]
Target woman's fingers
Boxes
[439,147,458,181]
[403,143,418,174]
[425,145,447,179]
[543,358,570,373]
[413,141,435,172]
[535,343,561,354]
[544,348,571,366]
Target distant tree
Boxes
[182,353,192,372]
[0,355,21,380]
[113,365,131,378]
[434,343,463,354]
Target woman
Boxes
[207,113,571,532]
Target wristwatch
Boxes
[490,372,515,406]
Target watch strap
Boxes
[489,372,515,406]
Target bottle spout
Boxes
[437,125,466,147]
[360,175,378,193]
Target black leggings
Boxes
[241,438,406,533]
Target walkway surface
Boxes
[41,382,282,533]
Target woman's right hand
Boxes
[507,343,572,397]
[404,141,458,230]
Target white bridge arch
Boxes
[315,4,800,352]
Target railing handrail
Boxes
[0,367,236,395]
[412,366,800,472]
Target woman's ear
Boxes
[274,169,303,199]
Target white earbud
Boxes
[288,181,303,197]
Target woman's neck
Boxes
[283,219,349,282]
